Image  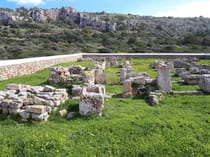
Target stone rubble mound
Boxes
[0,84,68,121]
[48,65,85,84]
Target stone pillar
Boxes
[120,68,134,84]
[120,68,127,83]
[166,61,175,73]
[95,69,106,84]
[122,79,133,97]
[157,64,171,93]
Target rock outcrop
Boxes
[0,7,116,32]
[0,11,17,25]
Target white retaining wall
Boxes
[0,54,83,80]
[0,53,210,80]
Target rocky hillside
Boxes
[0,6,210,59]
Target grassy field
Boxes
[0,59,209,157]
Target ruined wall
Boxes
[0,54,82,80]
[82,53,210,60]
[1,53,210,81]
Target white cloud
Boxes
[155,0,210,17]
[7,0,45,5]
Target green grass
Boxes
[198,59,210,65]
[0,59,209,157]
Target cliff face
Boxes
[0,7,116,32]
[0,11,17,25]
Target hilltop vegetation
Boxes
[0,7,210,59]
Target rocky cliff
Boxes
[0,7,116,32]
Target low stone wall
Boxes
[0,54,83,80]
[1,53,210,80]
[82,53,210,60]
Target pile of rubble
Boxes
[48,62,109,116]
[172,58,210,85]
[48,64,107,86]
[48,65,85,84]
[150,58,210,94]
[0,84,68,121]
[121,60,174,106]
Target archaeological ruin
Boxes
[1,53,210,121]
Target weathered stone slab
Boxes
[43,85,55,92]
[59,109,67,117]
[122,79,132,97]
[71,85,82,97]
[2,106,9,114]
[183,75,201,85]
[157,63,171,93]
[19,110,30,120]
[95,69,106,84]
[9,108,21,114]
[25,105,46,114]
[82,70,95,85]
[79,85,105,116]
[120,68,135,83]
[199,74,210,92]
[9,100,23,109]
[31,112,49,121]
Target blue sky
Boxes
[1,0,210,17]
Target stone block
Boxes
[95,69,106,84]
[148,95,159,106]
[122,79,132,97]
[157,63,171,93]
[19,110,30,120]
[67,112,77,120]
[33,96,46,105]
[183,75,201,85]
[31,112,49,121]
[79,85,105,116]
[6,84,22,91]
[175,68,186,77]
[43,85,55,92]
[71,85,82,97]
[9,108,21,114]
[82,70,95,85]
[25,105,46,114]
[9,100,23,109]
[2,106,9,114]
[59,109,67,117]
[120,68,135,83]
[199,74,210,92]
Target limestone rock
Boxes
[71,85,82,97]
[148,95,159,106]
[157,63,171,93]
[122,79,133,97]
[67,112,77,119]
[183,75,201,85]
[31,112,49,121]
[25,105,46,114]
[79,85,105,116]
[82,70,95,85]
[95,69,106,84]
[199,74,210,92]
[59,109,67,117]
